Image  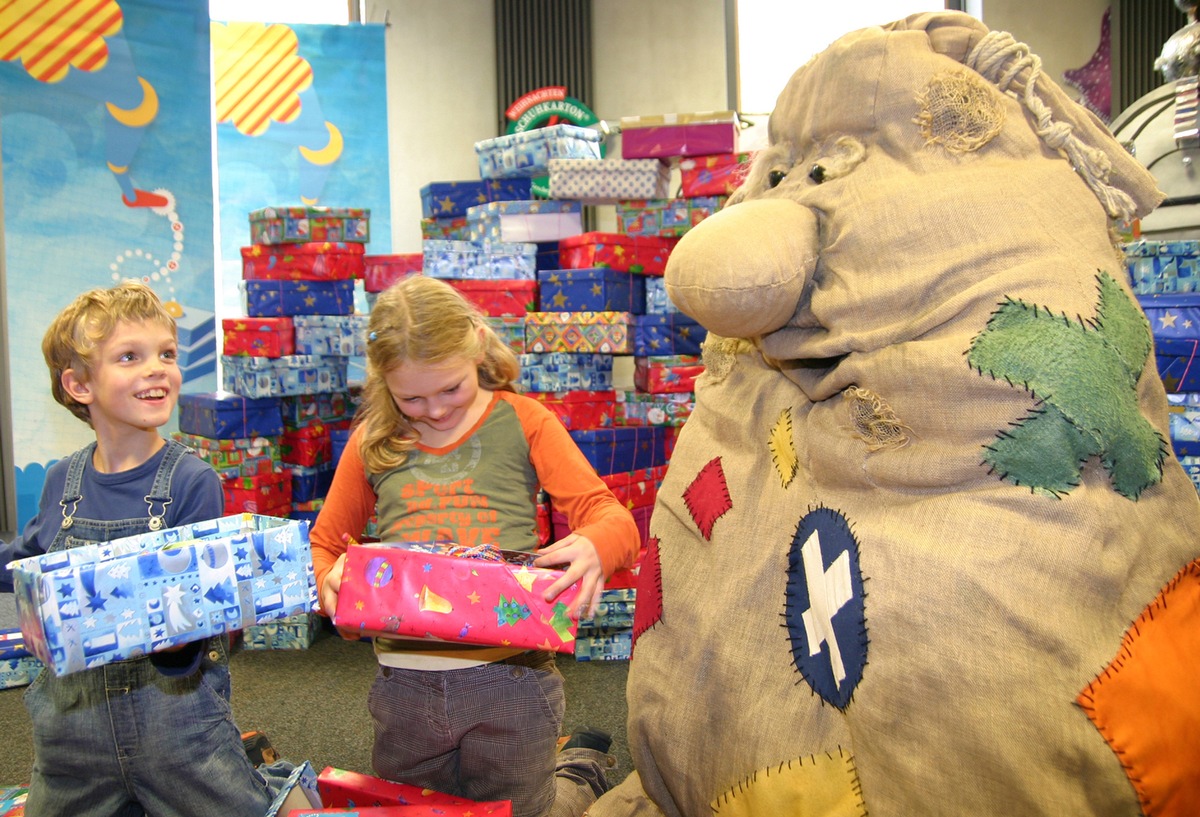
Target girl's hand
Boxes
[534,533,605,620]
[319,551,359,640]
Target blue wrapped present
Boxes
[1138,294,1200,340]
[475,124,603,179]
[420,179,533,219]
[466,200,583,243]
[0,628,43,688]
[538,268,646,314]
[1125,239,1200,294]
[241,612,321,650]
[222,355,349,398]
[644,276,679,314]
[569,427,668,474]
[178,391,284,439]
[574,629,632,661]
[244,279,356,317]
[290,462,335,503]
[519,352,614,392]
[292,314,369,356]
[265,760,321,817]
[423,239,537,280]
[248,206,369,245]
[11,514,316,676]
[634,313,707,356]
[1151,337,1200,393]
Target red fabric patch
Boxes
[632,536,663,648]
[682,456,732,540]
[1077,559,1200,817]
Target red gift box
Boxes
[448,279,538,317]
[363,253,423,293]
[552,503,654,550]
[281,422,333,467]
[633,355,704,393]
[241,242,364,281]
[600,464,667,509]
[222,469,291,514]
[532,390,615,430]
[315,767,511,814]
[679,152,754,197]
[223,317,295,357]
[558,232,677,275]
[334,543,582,653]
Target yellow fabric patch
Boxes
[769,407,798,487]
[711,749,866,816]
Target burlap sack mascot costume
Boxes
[591,11,1200,817]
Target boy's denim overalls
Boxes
[22,441,280,817]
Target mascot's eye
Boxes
[809,164,827,183]
[767,170,787,188]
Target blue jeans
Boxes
[23,637,280,817]
[369,651,612,817]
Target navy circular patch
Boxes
[785,507,867,709]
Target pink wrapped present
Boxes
[619,111,740,159]
[363,254,423,293]
[334,542,582,653]
[316,767,512,814]
[240,242,364,281]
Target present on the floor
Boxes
[466,200,583,244]
[12,514,315,676]
[0,629,43,689]
[558,232,676,275]
[574,628,633,661]
[614,390,695,427]
[578,596,635,631]
[600,464,667,509]
[518,352,613,392]
[679,151,754,197]
[363,253,423,293]
[240,612,322,651]
[633,313,707,356]
[615,196,726,238]
[222,355,349,399]
[475,123,602,179]
[548,156,671,203]
[290,462,335,503]
[281,421,334,467]
[249,206,370,245]
[240,241,365,281]
[619,111,740,159]
[524,311,635,354]
[484,316,527,354]
[423,240,538,280]
[537,267,646,313]
[173,432,281,480]
[1150,338,1200,392]
[531,390,616,430]
[644,276,679,314]
[0,786,27,817]
[178,391,284,439]
[292,314,369,357]
[568,426,669,474]
[244,279,356,317]
[448,279,539,317]
[222,470,292,516]
[222,317,295,357]
[265,760,321,817]
[316,767,512,814]
[420,215,470,241]
[334,542,581,653]
[281,392,358,426]
[634,354,704,393]
[1124,238,1200,295]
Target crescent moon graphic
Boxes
[298,120,344,166]
[106,76,160,128]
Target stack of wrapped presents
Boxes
[1125,238,1200,495]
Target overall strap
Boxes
[58,442,96,530]
[144,440,191,531]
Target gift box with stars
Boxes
[633,314,707,356]
[315,766,512,814]
[1137,294,1200,341]
[537,267,646,314]
[558,232,677,275]
[475,123,602,180]
[178,391,284,439]
[334,542,582,654]
[244,279,356,318]
[531,390,616,430]
[634,354,705,393]
[524,311,635,354]
[240,241,365,281]
[447,279,539,317]
[420,179,534,220]
[679,151,754,197]
[615,196,727,238]
[249,206,369,245]
[222,317,295,357]
[568,427,670,474]
[10,514,316,677]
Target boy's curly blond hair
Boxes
[42,280,177,425]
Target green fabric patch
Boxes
[967,272,1166,499]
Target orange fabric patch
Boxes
[1077,559,1200,816]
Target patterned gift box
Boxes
[600,464,667,508]
[679,151,754,197]
[1179,454,1200,490]
[1167,392,1200,444]
[518,352,613,392]
[249,206,370,245]
[178,391,284,439]
[363,253,423,293]
[614,390,695,426]
[633,313,707,356]
[644,276,679,314]
[420,216,470,241]
[265,760,322,817]
[316,766,513,813]
[448,279,539,317]
[578,597,635,630]
[484,316,526,354]
[291,498,326,525]
[531,390,616,430]
[619,111,740,159]
[0,786,27,816]
[244,279,356,317]
[634,354,704,393]
[615,196,726,238]
[548,157,671,204]
[568,426,669,474]
[222,470,292,515]
[1125,239,1200,294]
[172,432,281,479]
[523,311,634,354]
[11,514,315,676]
[574,628,632,661]
[558,232,676,275]
[475,123,602,179]
[281,422,333,467]
[240,612,321,650]
[281,392,358,426]
[222,355,349,399]
[292,314,369,356]
[466,200,583,244]
[1138,294,1200,340]
[0,629,43,689]
[334,542,582,653]
[222,317,295,357]
[423,240,538,281]
[537,268,646,314]
[240,241,365,281]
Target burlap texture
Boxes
[591,11,1200,817]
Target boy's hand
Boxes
[534,534,605,620]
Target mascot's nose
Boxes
[664,198,818,339]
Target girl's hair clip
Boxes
[368,330,378,342]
